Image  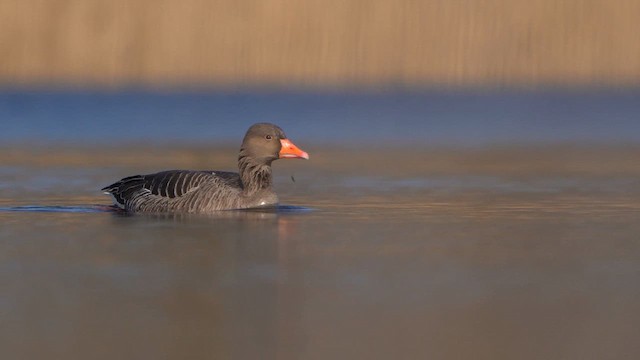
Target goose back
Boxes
[102,170,277,213]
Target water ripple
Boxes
[0,205,113,213]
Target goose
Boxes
[101,123,308,213]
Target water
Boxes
[2,89,640,359]
[2,88,640,145]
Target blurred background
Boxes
[2,0,640,87]
[1,0,639,146]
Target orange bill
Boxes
[279,138,309,160]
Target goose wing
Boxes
[101,170,239,209]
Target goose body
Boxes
[102,123,308,214]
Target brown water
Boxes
[2,145,640,360]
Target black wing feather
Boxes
[101,170,223,207]
[101,175,146,205]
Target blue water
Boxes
[1,88,639,145]
[0,205,108,213]
[0,204,313,214]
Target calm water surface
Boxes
[2,144,640,360]
[2,90,640,359]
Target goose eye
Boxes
[265,135,272,140]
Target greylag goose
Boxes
[102,123,309,213]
